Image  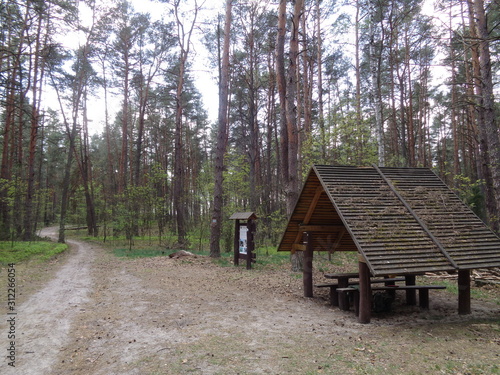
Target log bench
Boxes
[337,285,447,315]
[315,277,406,308]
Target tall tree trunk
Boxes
[405,29,415,168]
[474,0,500,228]
[173,0,198,246]
[468,0,499,231]
[316,0,326,162]
[276,0,289,205]
[278,0,304,271]
[450,4,460,178]
[461,3,479,179]
[23,12,44,241]
[210,0,232,258]
[79,92,98,237]
[0,61,17,239]
[285,0,303,216]
[100,51,117,194]
[247,14,259,212]
[0,0,28,239]
[300,10,313,170]
[119,50,131,194]
[355,0,362,164]
[369,0,384,167]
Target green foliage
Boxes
[256,209,287,249]
[324,111,378,166]
[0,241,68,265]
[252,246,290,268]
[113,247,169,259]
[451,175,486,220]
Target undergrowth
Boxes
[0,241,68,265]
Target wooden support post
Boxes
[385,276,396,298]
[233,220,240,266]
[329,286,339,306]
[303,232,314,298]
[358,257,371,324]
[458,269,471,315]
[405,275,417,305]
[419,289,430,309]
[337,277,350,310]
[246,220,255,270]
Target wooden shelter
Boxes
[277,165,500,322]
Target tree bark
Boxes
[284,0,303,216]
[24,10,45,241]
[210,0,232,258]
[369,0,384,167]
[173,0,198,246]
[316,0,326,162]
[277,0,304,271]
[276,0,289,203]
[468,0,499,231]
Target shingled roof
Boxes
[277,165,500,276]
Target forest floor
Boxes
[0,227,499,375]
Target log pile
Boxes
[168,250,195,259]
[425,268,500,286]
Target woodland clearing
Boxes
[0,228,499,375]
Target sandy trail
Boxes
[0,228,94,375]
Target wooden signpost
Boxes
[230,212,257,270]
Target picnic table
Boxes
[321,272,358,309]
[318,273,406,310]
[337,284,447,316]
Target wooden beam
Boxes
[303,233,314,298]
[358,257,372,324]
[233,220,240,266]
[303,185,324,224]
[291,185,325,253]
[298,225,344,232]
[458,269,471,315]
[405,275,417,305]
[327,228,346,260]
[330,228,346,252]
[292,244,306,252]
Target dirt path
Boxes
[1,232,499,374]
[0,228,94,374]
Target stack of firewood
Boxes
[425,268,500,285]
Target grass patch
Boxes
[438,279,500,305]
[78,229,290,268]
[0,241,68,265]
[113,247,170,258]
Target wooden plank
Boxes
[371,285,446,290]
[298,225,344,232]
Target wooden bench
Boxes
[315,277,406,308]
[337,285,447,315]
[372,285,447,310]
